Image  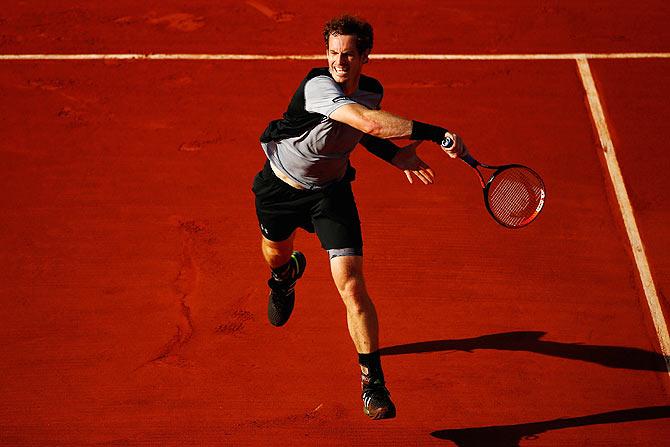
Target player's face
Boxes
[327,33,369,92]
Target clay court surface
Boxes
[1,2,669,446]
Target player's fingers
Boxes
[459,142,469,158]
[404,170,413,184]
[413,172,428,185]
[446,148,458,159]
[456,137,469,158]
[450,143,467,159]
[442,131,456,148]
[442,134,460,158]
[414,170,431,185]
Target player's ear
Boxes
[362,51,370,64]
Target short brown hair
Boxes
[323,15,373,54]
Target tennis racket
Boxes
[442,137,546,229]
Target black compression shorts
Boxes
[252,160,363,253]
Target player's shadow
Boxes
[379,331,668,371]
[430,405,670,446]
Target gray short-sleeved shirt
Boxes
[261,71,383,190]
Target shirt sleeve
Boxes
[304,75,359,117]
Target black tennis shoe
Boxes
[267,251,306,327]
[361,373,396,420]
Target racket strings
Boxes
[487,167,545,227]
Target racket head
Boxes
[483,164,546,228]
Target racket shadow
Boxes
[379,331,668,372]
[430,405,670,447]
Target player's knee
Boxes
[330,255,369,306]
[338,278,369,308]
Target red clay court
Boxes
[1,2,669,446]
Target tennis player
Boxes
[252,14,467,419]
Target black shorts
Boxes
[252,160,363,252]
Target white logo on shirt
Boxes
[332,95,352,103]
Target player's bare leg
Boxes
[261,233,295,268]
[330,255,378,352]
[330,255,395,419]
[261,232,306,327]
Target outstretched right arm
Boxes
[330,103,466,158]
[330,103,413,139]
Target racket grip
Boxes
[441,136,454,149]
[460,153,480,168]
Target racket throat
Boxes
[474,169,486,188]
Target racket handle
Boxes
[460,153,480,168]
[442,135,479,168]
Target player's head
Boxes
[323,15,374,56]
[323,15,373,88]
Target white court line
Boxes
[376,53,670,60]
[577,57,670,377]
[1,52,670,61]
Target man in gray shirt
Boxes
[252,14,466,420]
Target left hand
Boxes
[391,141,435,184]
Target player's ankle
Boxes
[358,350,385,384]
[271,260,293,281]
